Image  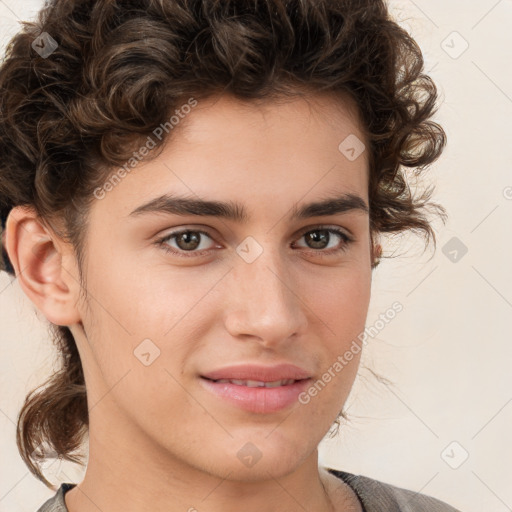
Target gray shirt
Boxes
[35,468,462,512]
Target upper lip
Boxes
[201,363,312,382]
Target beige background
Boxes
[1,1,511,511]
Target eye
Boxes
[155,226,354,258]
[294,226,353,256]
[156,229,218,257]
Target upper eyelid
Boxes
[296,224,352,238]
[158,224,351,238]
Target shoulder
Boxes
[327,468,462,512]
[35,483,75,512]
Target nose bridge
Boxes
[224,236,307,342]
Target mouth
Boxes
[199,374,312,414]
[202,377,301,388]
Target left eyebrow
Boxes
[128,192,369,222]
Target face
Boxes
[64,92,373,480]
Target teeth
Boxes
[214,378,296,387]
[264,380,283,388]
[242,380,264,387]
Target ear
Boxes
[4,206,82,326]
[370,238,382,269]
[373,242,382,260]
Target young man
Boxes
[0,0,459,510]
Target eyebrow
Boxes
[128,192,369,222]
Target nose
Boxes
[223,242,308,348]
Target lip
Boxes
[201,363,312,382]
[200,363,312,414]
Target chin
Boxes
[211,454,309,483]
[210,429,316,481]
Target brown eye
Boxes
[174,231,201,251]
[304,230,331,249]
[294,227,353,255]
[157,229,217,257]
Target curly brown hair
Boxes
[0,0,446,488]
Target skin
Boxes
[6,92,379,512]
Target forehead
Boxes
[174,91,366,161]
[92,92,369,223]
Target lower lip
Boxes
[200,377,311,414]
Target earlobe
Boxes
[371,242,382,269]
[4,206,82,326]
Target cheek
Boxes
[79,252,214,395]
[302,266,371,403]
[80,286,198,431]
[85,246,208,337]
[303,265,372,337]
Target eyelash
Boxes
[154,226,354,259]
